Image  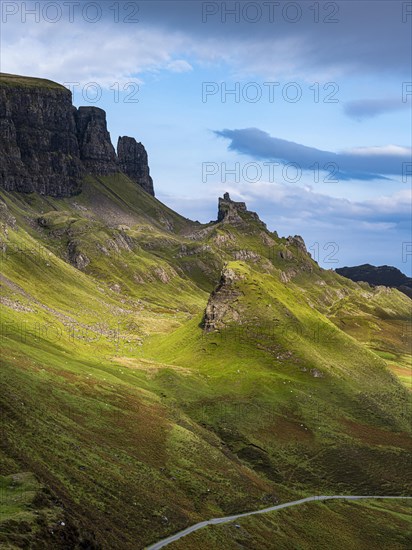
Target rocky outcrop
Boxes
[117,136,154,196]
[217,192,265,227]
[276,234,314,282]
[203,266,243,331]
[75,107,118,175]
[287,235,307,254]
[67,240,90,270]
[218,192,247,223]
[0,74,84,196]
[0,73,155,197]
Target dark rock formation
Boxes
[0,73,155,197]
[217,192,265,227]
[117,136,154,196]
[218,192,247,223]
[336,264,412,299]
[0,74,84,196]
[75,107,118,175]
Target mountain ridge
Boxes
[336,263,412,299]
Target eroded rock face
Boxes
[280,269,297,283]
[117,136,154,196]
[203,267,243,331]
[218,192,247,223]
[0,78,84,196]
[217,192,266,228]
[67,241,90,270]
[0,73,156,197]
[75,107,118,175]
[287,235,307,254]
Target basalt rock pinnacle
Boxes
[117,136,154,196]
[75,107,118,175]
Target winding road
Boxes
[146,495,412,549]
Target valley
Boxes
[0,73,411,549]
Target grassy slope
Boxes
[0,176,411,548]
[0,73,67,90]
[167,499,412,549]
[144,260,411,495]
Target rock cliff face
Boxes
[0,73,154,197]
[117,136,154,196]
[75,107,118,175]
[0,75,84,196]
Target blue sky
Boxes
[1,0,411,274]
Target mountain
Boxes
[0,74,411,549]
[336,264,412,299]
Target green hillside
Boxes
[0,174,411,548]
[167,499,412,549]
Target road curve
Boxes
[146,495,412,550]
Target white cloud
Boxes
[2,1,409,86]
[166,60,193,73]
[359,222,397,231]
[344,145,411,157]
[224,180,411,226]
[1,19,189,86]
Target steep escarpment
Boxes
[75,107,118,175]
[117,136,154,196]
[0,74,84,196]
[0,73,154,197]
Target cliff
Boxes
[0,73,154,197]
[117,136,154,196]
[75,107,118,175]
[0,74,84,196]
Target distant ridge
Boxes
[336,263,412,299]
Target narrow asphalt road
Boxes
[146,495,412,550]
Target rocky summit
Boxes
[218,192,265,227]
[0,73,154,197]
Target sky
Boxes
[1,0,411,274]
